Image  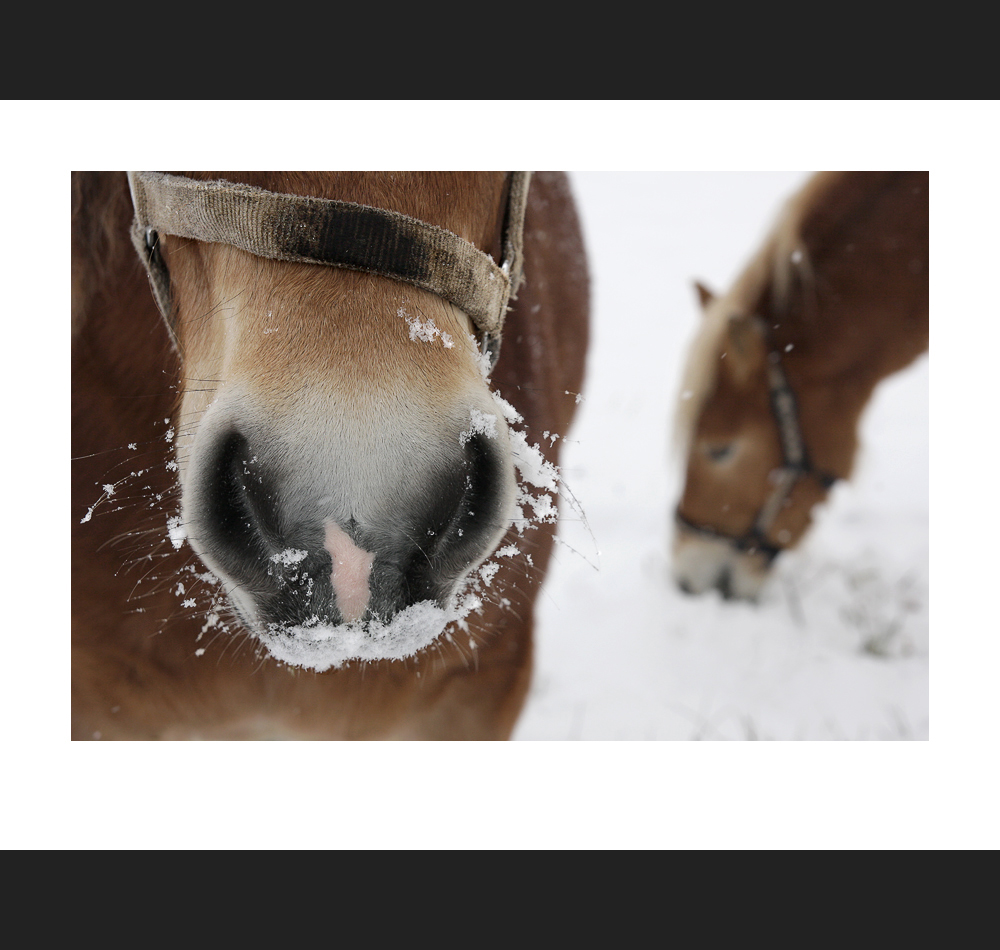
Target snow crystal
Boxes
[270,548,309,566]
[459,408,498,446]
[492,392,523,424]
[200,612,220,635]
[509,429,558,491]
[471,335,493,379]
[401,308,454,348]
[525,492,557,524]
[167,515,186,550]
[479,562,501,586]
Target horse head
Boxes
[672,171,928,602]
[140,172,524,668]
[673,284,834,600]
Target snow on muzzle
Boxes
[179,397,517,670]
[672,529,771,602]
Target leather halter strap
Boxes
[676,318,838,562]
[127,171,530,369]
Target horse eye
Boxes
[703,442,734,463]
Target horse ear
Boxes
[694,281,714,311]
[724,312,767,384]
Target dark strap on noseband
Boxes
[676,318,838,560]
[127,171,530,369]
[675,507,785,563]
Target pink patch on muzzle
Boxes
[323,520,375,623]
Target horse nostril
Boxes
[209,432,278,549]
[192,430,285,594]
[717,567,735,600]
[430,432,509,571]
[373,430,513,613]
[190,430,343,627]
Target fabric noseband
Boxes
[127,171,530,369]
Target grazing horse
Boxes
[672,171,928,600]
[72,171,589,739]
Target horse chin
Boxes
[207,548,491,672]
[250,600,459,673]
[672,532,772,602]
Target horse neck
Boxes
[752,238,927,480]
[764,170,928,382]
[763,291,919,395]
[72,173,178,524]
[74,174,174,384]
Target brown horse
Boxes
[673,171,928,600]
[72,172,588,739]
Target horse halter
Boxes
[675,318,839,563]
[126,172,531,371]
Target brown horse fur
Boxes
[673,171,928,600]
[72,172,589,739]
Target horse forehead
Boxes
[678,299,742,421]
[698,377,755,426]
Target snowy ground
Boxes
[513,172,929,741]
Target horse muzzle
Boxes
[178,393,517,668]
[671,526,774,602]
